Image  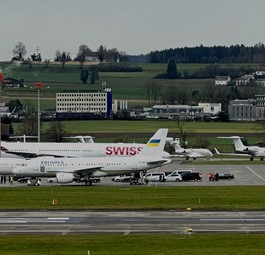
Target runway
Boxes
[1,210,265,235]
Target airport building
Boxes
[56,88,113,119]
[146,103,221,120]
[228,99,256,121]
[147,105,204,120]
[228,95,265,121]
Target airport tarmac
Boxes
[1,159,265,187]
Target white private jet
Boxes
[217,136,265,161]
[1,134,170,159]
[12,128,172,185]
[170,138,213,160]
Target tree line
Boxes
[147,43,265,64]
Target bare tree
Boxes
[144,82,152,106]
[17,116,38,136]
[176,117,188,148]
[144,81,162,106]
[164,85,178,104]
[12,42,27,60]
[76,44,92,67]
[44,121,66,142]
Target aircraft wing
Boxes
[4,151,40,158]
[4,151,69,158]
[73,166,104,176]
[146,159,171,165]
[214,148,250,157]
[49,166,105,177]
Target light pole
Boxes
[0,73,5,157]
[34,82,44,142]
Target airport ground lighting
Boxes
[34,81,44,142]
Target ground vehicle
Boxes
[171,170,193,175]
[181,172,202,181]
[111,175,132,182]
[73,177,101,183]
[16,177,30,183]
[218,173,234,180]
[144,172,166,183]
[164,172,182,182]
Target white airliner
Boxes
[12,128,172,185]
[171,138,213,160]
[217,136,265,161]
[0,158,28,175]
[1,135,170,158]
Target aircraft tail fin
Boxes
[139,128,168,157]
[170,138,183,151]
[218,136,246,151]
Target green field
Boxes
[1,186,265,210]
[12,120,262,135]
[1,234,264,255]
[0,62,230,106]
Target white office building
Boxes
[56,88,113,118]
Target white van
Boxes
[171,170,192,175]
[144,172,165,183]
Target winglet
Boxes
[214,148,220,154]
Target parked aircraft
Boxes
[217,136,265,161]
[12,129,171,185]
[1,134,170,158]
[170,138,213,160]
[0,158,28,175]
[63,136,95,143]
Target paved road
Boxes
[1,210,265,235]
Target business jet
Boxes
[1,134,170,158]
[12,128,172,185]
[170,138,213,160]
[217,136,265,161]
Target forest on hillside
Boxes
[147,43,265,64]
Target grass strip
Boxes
[0,234,265,255]
[1,186,265,210]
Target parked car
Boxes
[218,173,235,180]
[144,172,166,183]
[16,177,30,183]
[181,172,202,181]
[74,177,101,183]
[111,175,132,182]
[164,172,182,182]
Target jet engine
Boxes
[56,172,75,183]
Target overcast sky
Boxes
[1,0,265,61]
